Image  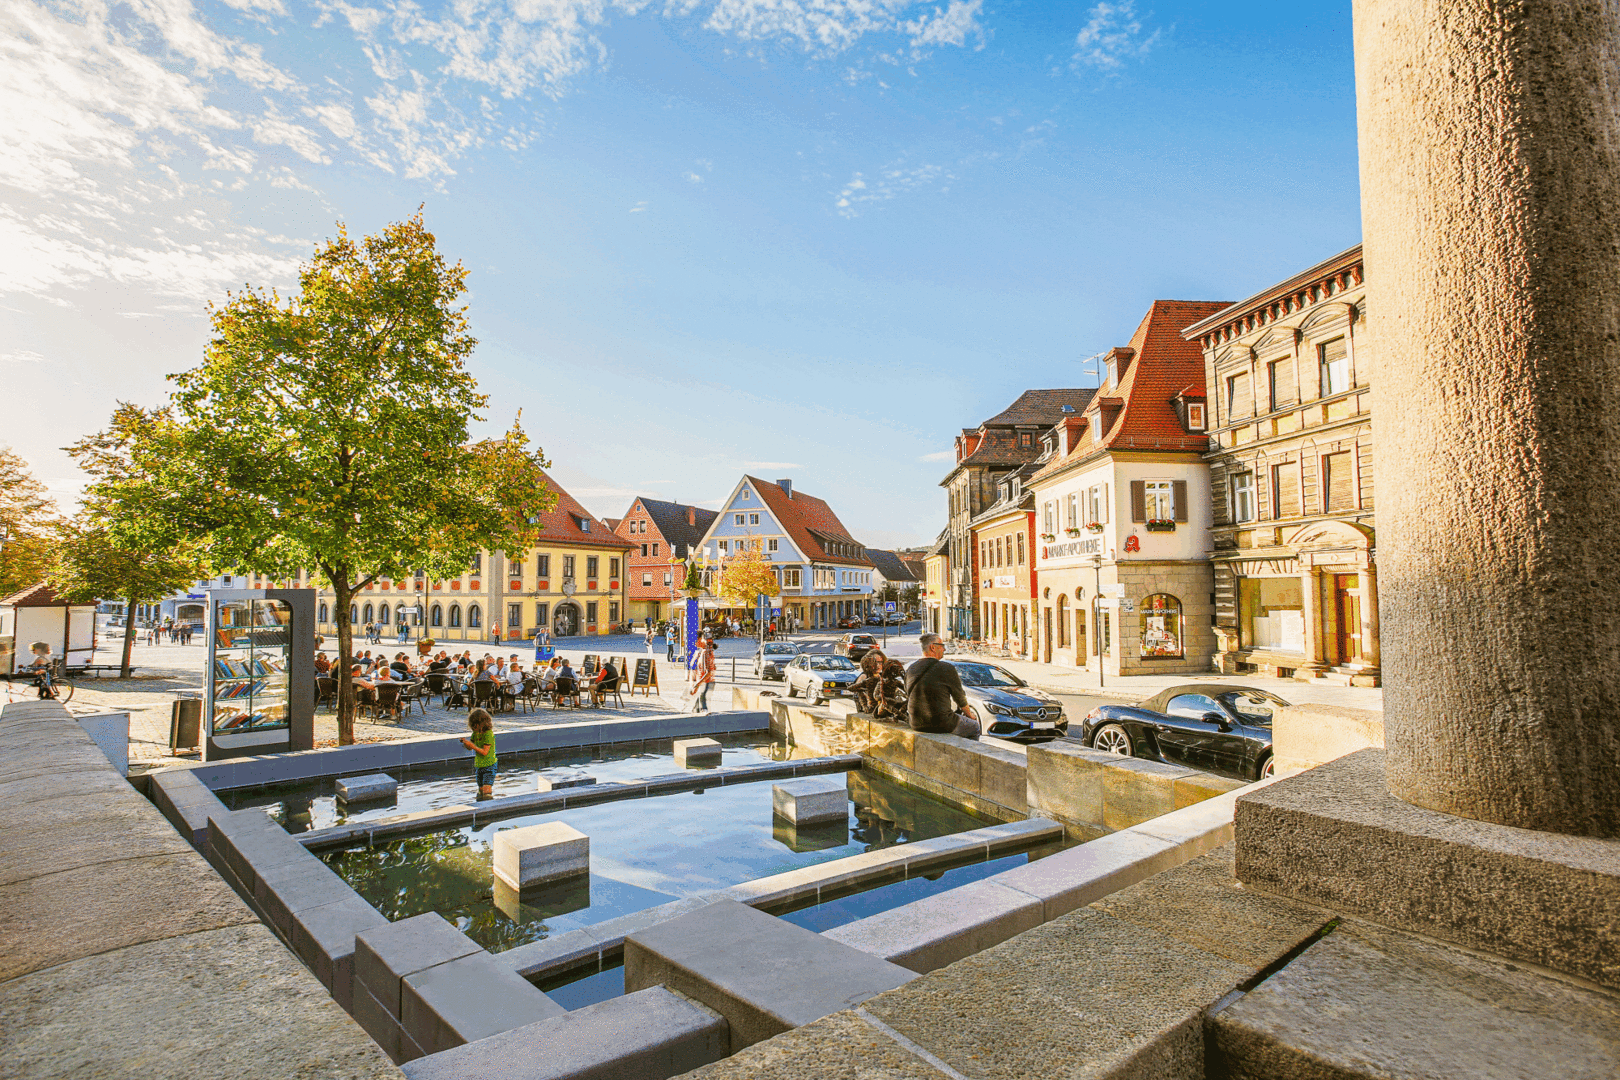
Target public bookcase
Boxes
[203,588,315,760]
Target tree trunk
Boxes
[334,577,355,745]
[120,594,138,679]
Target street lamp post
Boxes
[1090,553,1105,690]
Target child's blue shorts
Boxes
[476,765,497,788]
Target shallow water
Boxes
[318,768,1009,954]
[221,733,806,832]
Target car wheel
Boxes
[1259,754,1275,779]
[1093,723,1133,757]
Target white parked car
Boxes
[783,654,859,704]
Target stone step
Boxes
[1209,920,1620,1080]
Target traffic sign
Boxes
[884,601,896,611]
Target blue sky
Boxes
[1,0,1360,550]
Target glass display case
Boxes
[204,588,314,759]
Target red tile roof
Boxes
[531,472,634,551]
[745,477,874,568]
[0,583,76,607]
[1032,299,1229,483]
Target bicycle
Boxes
[5,660,75,704]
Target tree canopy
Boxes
[0,448,61,598]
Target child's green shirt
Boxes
[471,731,496,768]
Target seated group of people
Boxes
[310,649,621,711]
[851,650,907,720]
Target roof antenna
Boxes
[1076,349,1108,388]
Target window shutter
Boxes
[1272,463,1299,518]
[1130,481,1146,522]
[1325,452,1354,511]
[1173,480,1189,522]
[1227,372,1252,419]
[1102,484,1110,523]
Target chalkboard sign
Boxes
[633,658,658,695]
[582,654,600,678]
[610,657,628,686]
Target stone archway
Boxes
[553,602,580,637]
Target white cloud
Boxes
[834,162,950,217]
[629,200,648,212]
[0,349,46,364]
[918,449,953,462]
[702,0,982,59]
[1072,1,1161,71]
[684,171,704,184]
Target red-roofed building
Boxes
[693,477,875,631]
[1027,300,1229,676]
[611,497,720,624]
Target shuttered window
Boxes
[1323,452,1355,511]
[1130,480,1146,522]
[1173,480,1188,522]
[1320,338,1349,396]
[1226,372,1251,422]
[1268,360,1294,410]
[1271,462,1299,518]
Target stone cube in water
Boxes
[772,776,848,826]
[336,772,398,803]
[494,822,589,891]
[673,738,722,768]
[536,771,596,792]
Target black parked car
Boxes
[1076,683,1286,781]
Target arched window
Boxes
[1056,594,1069,648]
[449,605,462,628]
[1140,594,1183,659]
[430,604,443,627]
[318,602,328,623]
[349,605,358,624]
[363,603,374,624]
[468,604,482,629]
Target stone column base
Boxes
[1234,749,1620,991]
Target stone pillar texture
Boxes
[1356,0,1620,834]
[1299,568,1327,673]
[1358,563,1380,670]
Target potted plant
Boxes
[681,560,704,598]
[1087,522,1105,533]
[1040,532,1056,542]
[1145,519,1176,533]
[1064,526,1082,537]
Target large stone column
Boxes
[1357,0,1620,835]
[1357,562,1380,673]
[1298,568,1327,675]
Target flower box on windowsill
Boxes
[1087,523,1105,533]
[1040,533,1056,542]
[1145,520,1177,533]
[1064,528,1082,537]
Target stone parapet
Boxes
[1270,702,1384,775]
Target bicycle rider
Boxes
[24,641,58,699]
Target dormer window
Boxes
[1092,417,1104,445]
[1187,403,1206,430]
[1018,432,1032,449]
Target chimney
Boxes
[686,506,696,526]
[777,479,793,498]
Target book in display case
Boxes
[204,588,314,760]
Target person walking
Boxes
[688,638,715,713]
[905,633,980,739]
[644,624,656,654]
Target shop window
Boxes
[449,605,462,628]
[1232,472,1255,522]
[468,605,481,629]
[1243,577,1305,652]
[507,603,522,628]
[1140,594,1184,659]
[1319,338,1349,396]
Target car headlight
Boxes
[983,702,1014,717]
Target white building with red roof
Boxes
[693,476,875,631]
[1027,299,1229,676]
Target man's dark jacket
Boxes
[905,657,967,733]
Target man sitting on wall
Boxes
[904,634,980,740]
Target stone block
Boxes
[771,776,848,825]
[673,738,722,768]
[1270,702,1384,775]
[1211,920,1620,1080]
[623,898,917,1052]
[290,895,390,1012]
[493,874,591,923]
[975,743,1029,812]
[493,822,590,891]
[1172,770,1247,808]
[354,977,408,1063]
[1025,740,1109,830]
[337,772,399,803]
[254,856,365,941]
[149,768,227,849]
[75,711,129,775]
[355,912,483,1020]
[987,828,1183,922]
[860,905,1247,1080]
[206,809,312,897]
[1100,755,1193,831]
[401,950,567,1056]
[1234,749,1620,990]
[0,922,400,1080]
[400,986,729,1080]
[536,770,596,791]
[680,1009,953,1080]
[823,879,1044,973]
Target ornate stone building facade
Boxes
[1182,245,1379,685]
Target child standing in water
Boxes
[460,708,496,798]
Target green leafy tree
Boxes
[0,447,62,597]
[48,520,211,678]
[63,404,210,677]
[147,213,553,743]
